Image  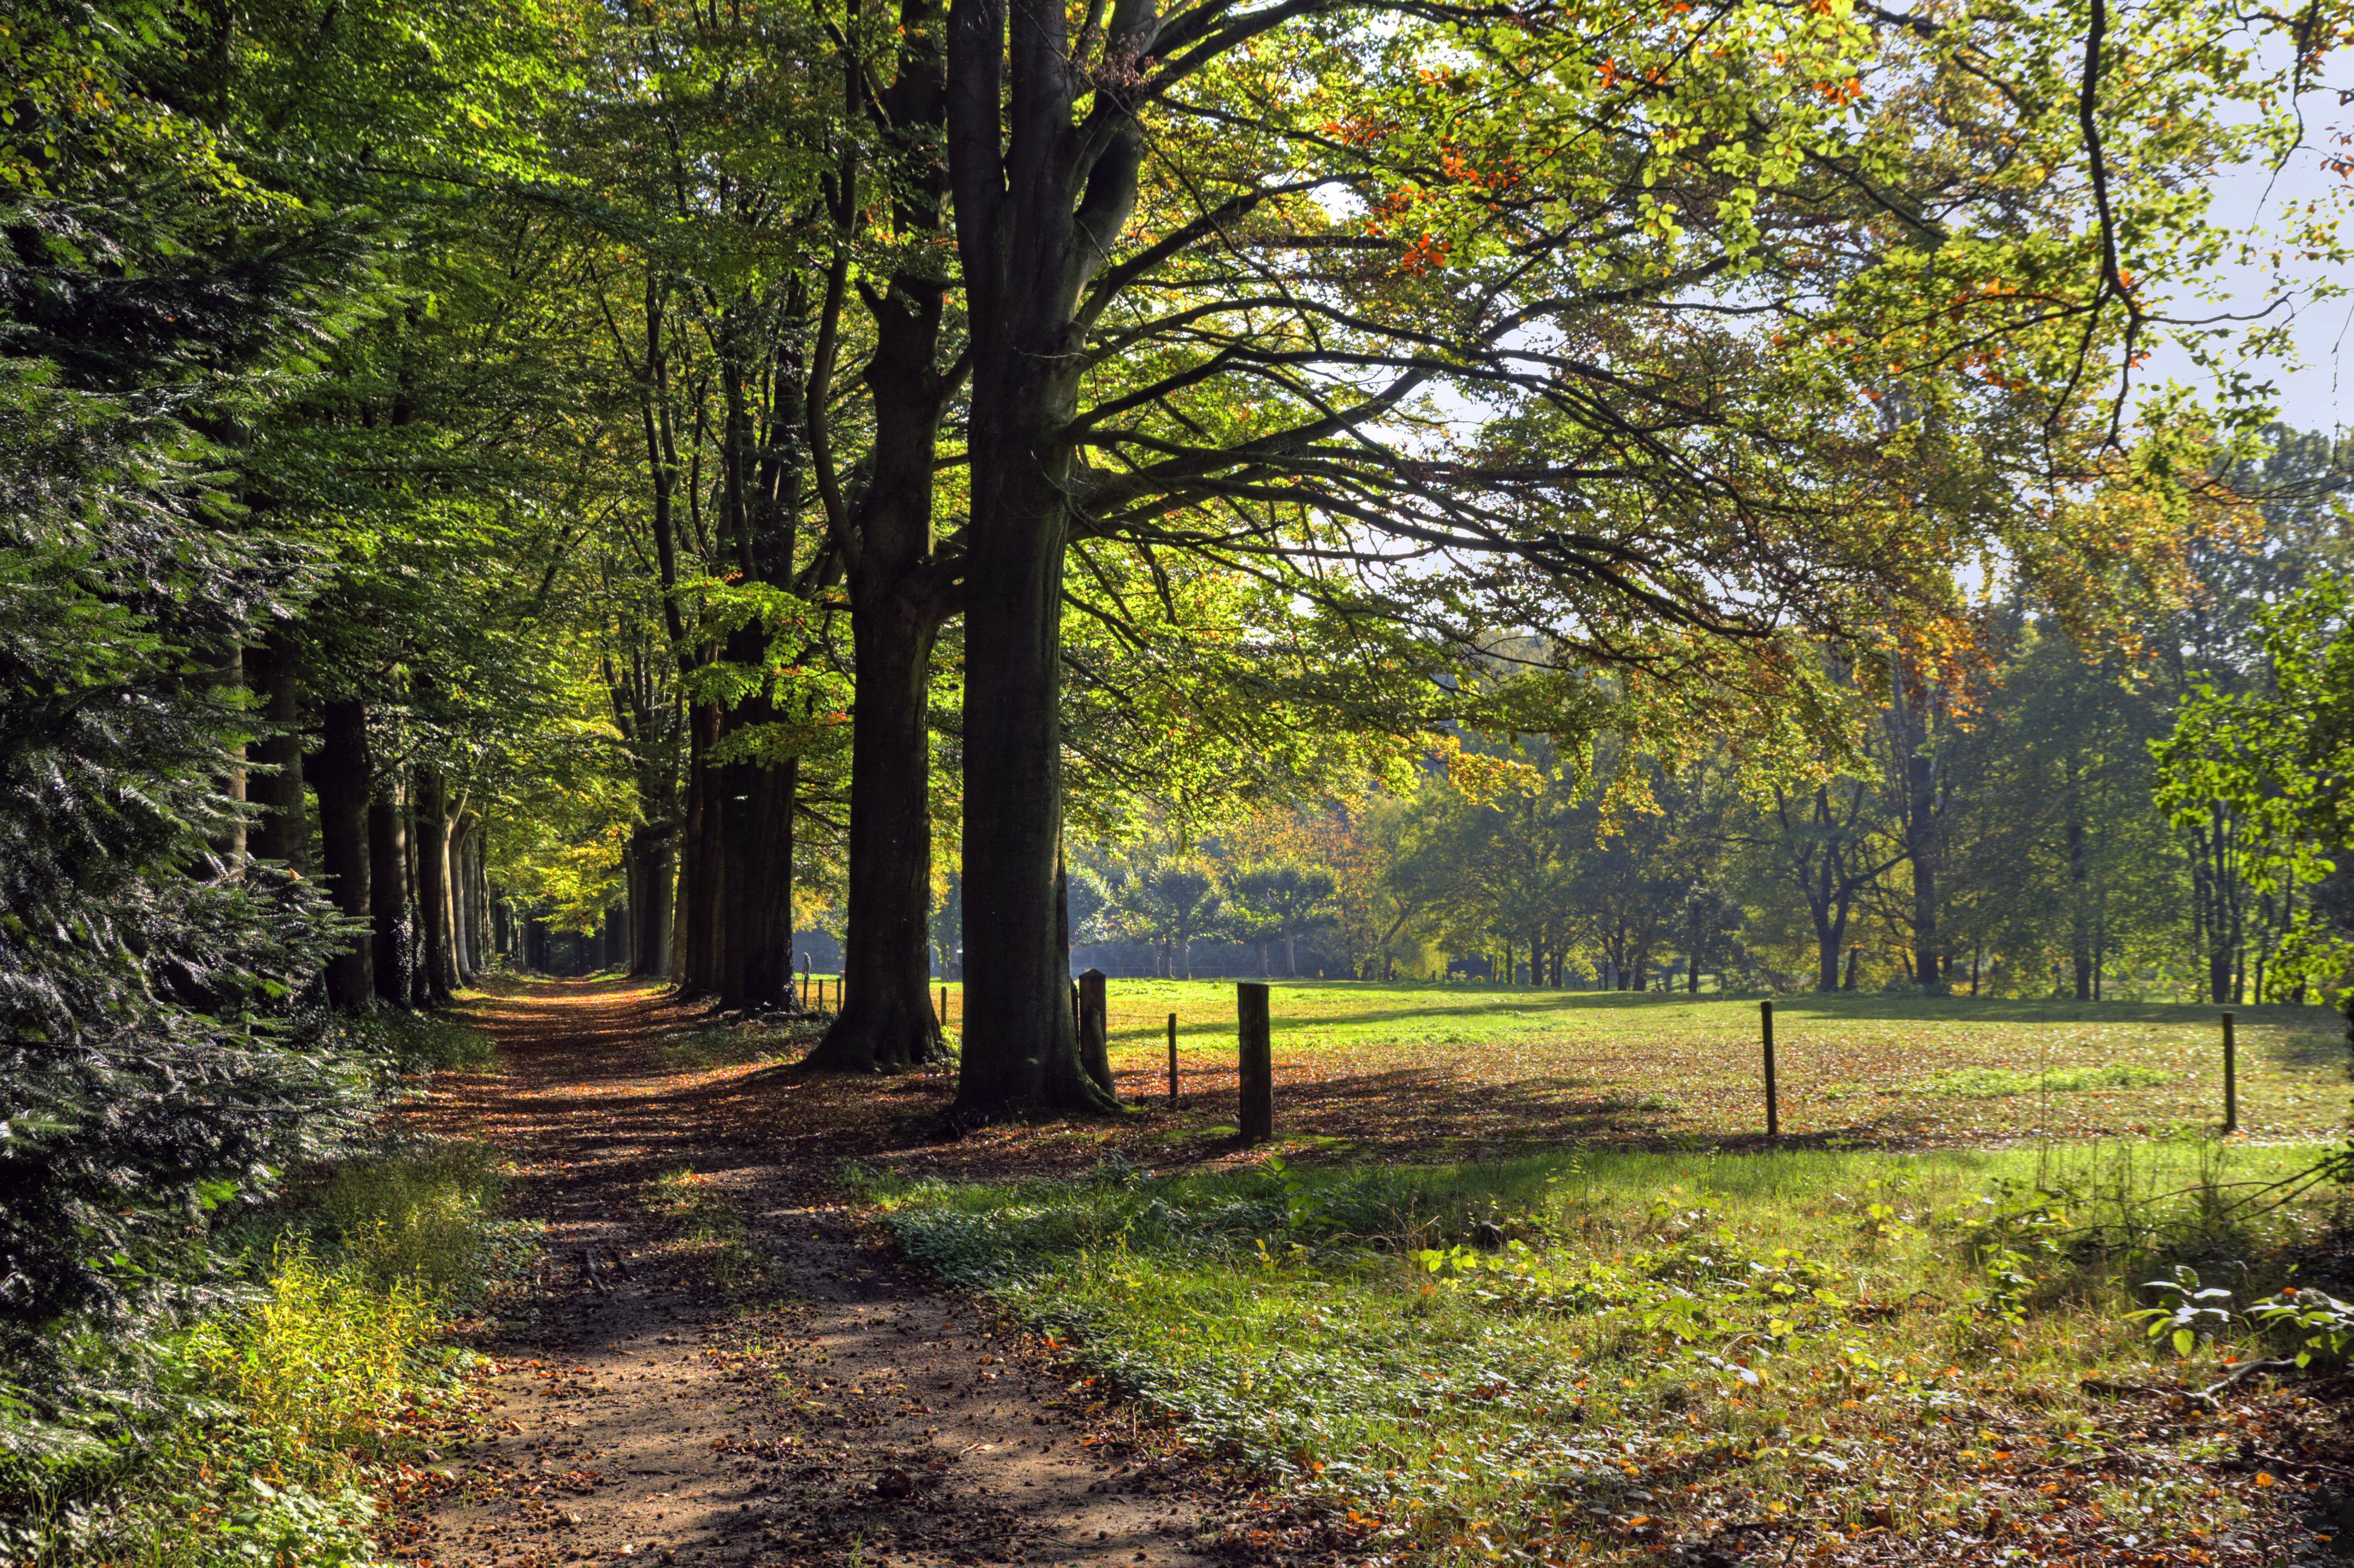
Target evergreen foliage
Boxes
[0,0,386,1461]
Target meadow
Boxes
[1056,980,2350,1153]
[812,981,2354,1561]
[863,1135,2354,1564]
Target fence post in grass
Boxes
[1167,1012,1179,1105]
[1762,999,1780,1140]
[2221,1011,2238,1136]
[1079,969,1113,1095]
[939,985,949,1032]
[1237,982,1273,1144]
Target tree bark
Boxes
[944,0,1130,1114]
[313,699,373,1010]
[248,632,307,867]
[369,773,409,1005]
[415,767,455,1003]
[811,0,961,1067]
[1907,750,1941,992]
[811,598,942,1066]
[628,824,675,978]
[451,812,479,984]
[678,701,725,996]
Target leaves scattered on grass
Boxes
[1918,1063,2179,1098]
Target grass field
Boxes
[1032,980,2352,1152]
[864,1137,2354,1564]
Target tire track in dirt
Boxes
[388,979,1220,1568]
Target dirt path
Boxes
[388,979,1216,1568]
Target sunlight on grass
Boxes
[858,1138,2344,1564]
[1085,980,2350,1146]
[1916,1063,2178,1098]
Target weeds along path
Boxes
[391,978,1213,1568]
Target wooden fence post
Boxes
[1079,969,1113,1095]
[939,985,949,1032]
[1167,1012,1179,1106]
[2222,1011,2238,1135]
[1237,982,1272,1144]
[1762,999,1779,1140]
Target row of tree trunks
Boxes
[298,691,491,1012]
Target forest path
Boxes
[389,978,1214,1568]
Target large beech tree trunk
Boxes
[314,699,373,1010]
[812,280,956,1072]
[943,0,1142,1113]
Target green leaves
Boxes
[2124,1265,2239,1359]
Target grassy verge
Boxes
[0,1016,538,1568]
[858,1139,2350,1564]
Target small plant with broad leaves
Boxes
[2250,1287,2354,1368]
[2126,1265,2240,1358]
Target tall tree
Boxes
[939,0,2338,1106]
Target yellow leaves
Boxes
[1431,735,1545,803]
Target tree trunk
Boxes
[451,814,479,984]
[1908,751,1941,993]
[248,632,306,868]
[742,757,798,1007]
[945,0,1134,1114]
[813,601,943,1068]
[628,824,674,978]
[313,699,372,1010]
[953,457,1104,1108]
[678,701,725,996]
[1816,917,1844,993]
[415,767,454,1004]
[369,774,409,1005]
[811,283,955,1062]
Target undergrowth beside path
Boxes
[0,1009,535,1568]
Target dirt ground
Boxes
[383,979,1238,1568]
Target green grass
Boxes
[1916,1063,2178,1098]
[1075,980,2351,1147]
[858,1138,2346,1564]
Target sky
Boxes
[2144,133,2352,436]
